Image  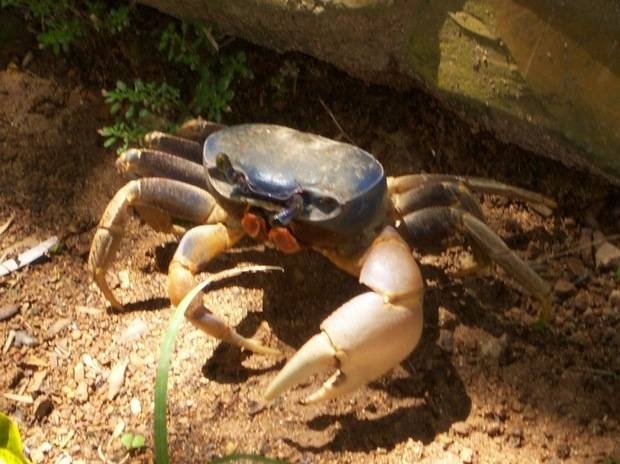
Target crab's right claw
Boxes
[264,226,424,403]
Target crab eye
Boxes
[316,196,339,214]
[215,152,233,173]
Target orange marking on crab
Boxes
[241,212,267,239]
[268,227,302,254]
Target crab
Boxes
[89,121,555,403]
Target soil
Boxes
[1,7,620,464]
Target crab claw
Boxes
[265,226,424,403]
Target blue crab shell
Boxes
[203,124,386,237]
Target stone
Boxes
[610,290,620,308]
[452,421,471,437]
[595,241,620,270]
[553,278,576,299]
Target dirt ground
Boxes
[1,10,620,464]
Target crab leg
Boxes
[144,132,204,163]
[88,178,225,309]
[144,119,226,162]
[391,180,484,220]
[264,226,424,403]
[398,207,551,314]
[388,174,557,209]
[117,148,205,188]
[169,224,279,355]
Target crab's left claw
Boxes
[265,227,424,403]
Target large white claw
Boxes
[264,226,424,403]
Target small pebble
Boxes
[452,421,471,437]
[107,359,128,400]
[460,447,474,463]
[118,270,131,289]
[130,397,141,416]
[438,329,454,353]
[486,421,502,437]
[610,289,620,308]
[75,381,88,403]
[14,330,38,347]
[0,304,19,321]
[554,278,576,299]
[46,318,71,339]
[595,241,620,270]
[480,334,509,363]
[33,396,54,420]
[118,318,148,344]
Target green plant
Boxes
[270,60,300,101]
[99,80,181,153]
[616,265,620,281]
[120,432,145,451]
[159,21,218,71]
[1,0,132,54]
[0,412,29,464]
[191,51,252,121]
[158,21,252,120]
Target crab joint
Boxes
[268,227,301,254]
[241,212,268,239]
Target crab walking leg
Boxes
[145,119,226,161]
[88,178,225,309]
[391,180,484,220]
[264,226,424,403]
[388,174,557,209]
[144,132,204,163]
[117,148,205,188]
[398,207,552,314]
[169,224,280,355]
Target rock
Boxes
[595,241,620,270]
[553,278,576,299]
[0,303,19,321]
[573,291,589,312]
[438,306,458,328]
[75,381,88,403]
[130,397,141,416]
[452,421,471,437]
[565,257,587,281]
[118,318,148,344]
[485,421,502,437]
[480,334,509,364]
[107,358,128,400]
[610,290,620,308]
[438,329,455,353]
[46,318,71,339]
[33,395,54,420]
[14,330,38,347]
[460,447,474,463]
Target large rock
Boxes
[139,0,620,184]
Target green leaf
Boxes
[131,433,145,449]
[103,136,116,148]
[616,265,620,281]
[0,412,29,464]
[120,433,133,449]
[116,80,127,91]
